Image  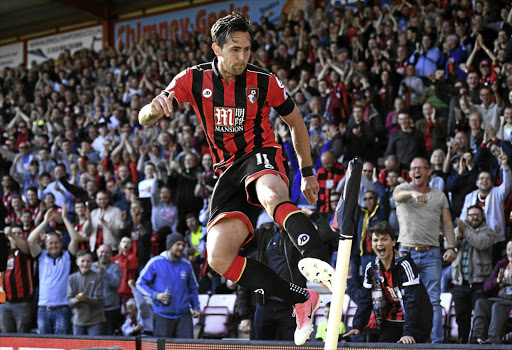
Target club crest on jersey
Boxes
[214,107,245,133]
[246,87,259,104]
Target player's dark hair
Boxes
[369,221,396,240]
[211,12,251,48]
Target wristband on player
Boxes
[301,166,314,178]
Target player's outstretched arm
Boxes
[138,91,175,126]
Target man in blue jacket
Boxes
[136,233,199,338]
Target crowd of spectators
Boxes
[1,0,512,344]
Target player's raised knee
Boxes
[207,250,233,275]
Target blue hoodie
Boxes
[136,251,199,319]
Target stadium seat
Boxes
[198,293,210,309]
[200,306,230,338]
[342,294,351,316]
[314,306,326,327]
[440,292,453,338]
[344,299,358,328]
[319,293,332,306]
[194,294,210,326]
[208,294,237,315]
[440,292,452,317]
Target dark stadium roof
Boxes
[0,0,190,42]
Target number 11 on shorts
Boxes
[255,152,274,169]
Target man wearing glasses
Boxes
[451,206,494,344]
[393,157,457,343]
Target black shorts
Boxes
[207,147,289,240]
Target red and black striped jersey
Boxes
[163,57,295,175]
[74,221,91,251]
[381,269,404,322]
[316,162,346,212]
[4,248,35,301]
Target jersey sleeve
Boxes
[399,256,423,337]
[162,68,193,104]
[362,261,373,289]
[267,74,295,116]
[399,256,420,287]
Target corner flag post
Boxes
[324,159,362,350]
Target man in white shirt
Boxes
[462,86,504,133]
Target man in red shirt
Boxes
[138,12,334,345]
[316,151,345,213]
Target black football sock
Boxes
[274,202,330,262]
[236,258,308,305]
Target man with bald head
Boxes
[92,244,122,335]
[316,151,345,214]
[337,161,377,207]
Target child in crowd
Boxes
[315,302,346,342]
[67,249,105,335]
[344,221,432,344]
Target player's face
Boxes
[214,31,251,77]
[371,233,396,261]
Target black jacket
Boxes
[348,254,432,341]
